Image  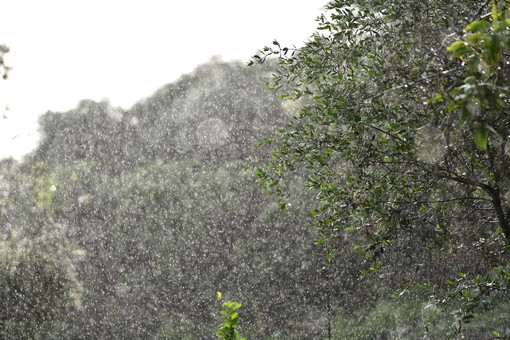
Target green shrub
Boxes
[215,292,246,340]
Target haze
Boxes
[0,0,325,159]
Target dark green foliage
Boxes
[252,0,510,335]
[0,231,82,339]
[42,158,338,338]
[1,59,346,338]
[5,0,510,333]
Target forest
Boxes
[1,0,510,339]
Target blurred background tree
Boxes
[0,44,10,80]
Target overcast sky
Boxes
[0,0,326,160]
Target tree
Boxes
[252,0,510,334]
[31,60,287,173]
[12,58,349,338]
[0,231,83,339]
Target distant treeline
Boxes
[0,60,353,339]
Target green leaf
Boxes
[465,20,491,32]
[473,122,488,150]
[492,4,499,22]
[447,41,467,52]
[446,101,459,112]
[501,19,510,29]
[447,41,473,58]
[467,32,489,45]
[427,93,444,104]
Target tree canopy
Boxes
[252,0,510,334]
[1,60,346,338]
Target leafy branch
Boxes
[215,292,247,340]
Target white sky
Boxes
[0,0,326,160]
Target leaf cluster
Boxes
[251,0,510,334]
[215,292,247,340]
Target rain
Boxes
[1,1,510,339]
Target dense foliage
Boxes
[0,60,350,338]
[0,231,82,339]
[1,1,510,338]
[252,0,510,336]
